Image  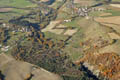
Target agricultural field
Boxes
[0,0,36,21]
[0,0,120,80]
[0,0,35,7]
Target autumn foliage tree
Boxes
[0,27,9,44]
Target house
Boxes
[64,19,72,22]
[1,46,10,52]
[2,23,10,28]
[0,44,2,48]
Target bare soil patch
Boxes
[74,0,95,6]
[94,16,120,25]
[110,4,120,8]
[64,29,77,36]
[42,20,64,34]
[42,20,61,32]
[99,13,112,17]
[0,8,13,12]
[108,32,120,39]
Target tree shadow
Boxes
[0,71,5,80]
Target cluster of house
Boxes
[66,0,106,17]
[76,7,105,17]
[0,44,10,52]
[77,7,90,17]
[12,27,30,33]
[1,23,30,33]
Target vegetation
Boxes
[0,0,120,80]
[104,9,120,16]
[0,27,10,45]
[0,71,4,80]
[0,0,33,7]
[10,27,98,80]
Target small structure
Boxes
[64,19,72,22]
[1,46,10,52]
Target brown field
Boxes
[64,29,77,36]
[94,16,120,25]
[41,0,49,2]
[74,0,95,5]
[110,4,120,8]
[99,13,112,17]
[108,32,120,39]
[0,8,12,12]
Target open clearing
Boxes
[0,0,34,8]
[110,4,120,8]
[64,29,78,36]
[94,16,120,25]
[0,8,13,12]
[41,20,64,34]
[74,0,95,5]
[42,20,78,35]
[108,32,120,39]
[94,16,120,33]
[0,0,36,21]
[99,13,112,17]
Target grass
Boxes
[0,0,33,8]
[112,0,120,2]
[56,12,69,20]
[62,17,85,61]
[44,32,68,42]
[7,32,26,46]
[104,9,120,16]
[0,0,36,21]
[44,26,84,61]
[63,19,80,28]
[0,10,27,21]
[89,11,104,17]
[50,1,64,9]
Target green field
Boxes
[105,9,120,16]
[0,0,34,7]
[0,0,37,21]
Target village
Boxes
[0,0,120,80]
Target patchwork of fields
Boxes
[0,0,120,80]
[0,0,36,21]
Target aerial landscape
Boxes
[0,0,120,80]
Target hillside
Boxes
[0,0,120,80]
[0,53,62,80]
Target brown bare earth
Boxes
[110,4,120,8]
[42,20,64,34]
[99,13,112,17]
[108,32,120,39]
[41,0,49,2]
[0,53,62,80]
[0,8,12,12]
[94,16,120,25]
[64,29,77,36]
[74,0,95,5]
